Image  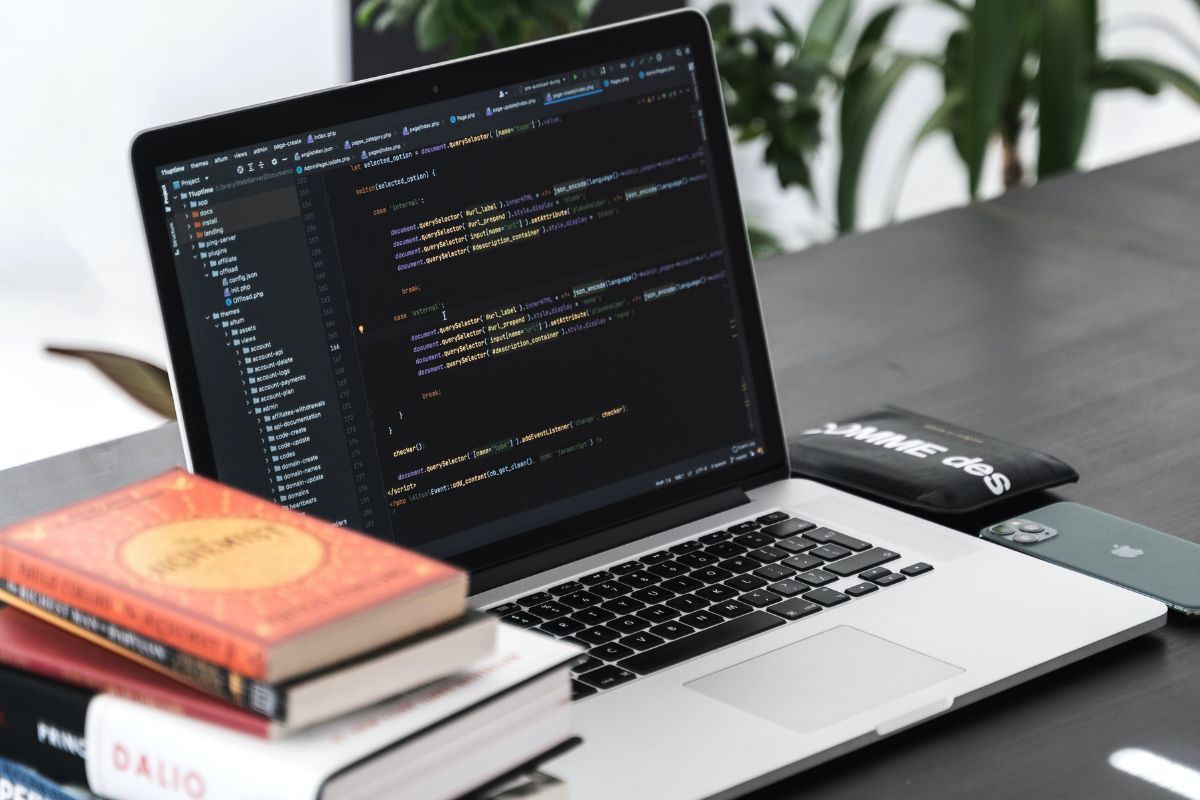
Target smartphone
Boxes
[981,501,1200,615]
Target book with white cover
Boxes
[82,625,580,800]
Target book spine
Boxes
[85,696,321,800]
[0,757,89,800]
[0,583,287,723]
[0,667,92,788]
[0,546,267,678]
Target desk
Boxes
[4,143,1199,798]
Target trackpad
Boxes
[686,626,963,734]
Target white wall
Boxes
[0,1,349,470]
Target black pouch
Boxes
[788,406,1078,514]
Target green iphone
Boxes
[981,502,1200,615]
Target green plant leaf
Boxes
[837,5,908,232]
[801,0,853,62]
[46,347,176,420]
[414,0,456,50]
[963,0,1032,196]
[355,0,387,29]
[838,56,915,232]
[707,3,734,39]
[1037,0,1096,178]
[1090,59,1163,94]
[746,224,785,259]
[1092,57,1200,103]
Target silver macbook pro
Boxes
[131,11,1165,799]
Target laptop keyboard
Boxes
[481,510,934,700]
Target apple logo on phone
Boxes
[1111,544,1145,558]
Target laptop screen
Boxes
[145,33,777,561]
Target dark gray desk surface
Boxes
[4,143,1199,798]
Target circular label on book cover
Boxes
[121,518,323,591]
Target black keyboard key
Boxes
[529,601,571,619]
[637,604,681,623]
[590,580,631,599]
[705,541,747,559]
[611,560,643,575]
[756,511,790,525]
[650,620,695,640]
[767,598,822,620]
[762,518,815,539]
[571,656,604,673]
[829,532,871,551]
[619,612,784,674]
[845,582,878,597]
[801,527,842,544]
[859,566,892,582]
[875,573,907,587]
[753,563,795,581]
[573,607,616,625]
[678,551,719,568]
[540,617,586,636]
[810,544,852,562]
[517,591,554,607]
[661,575,705,594]
[631,586,675,604]
[901,562,934,577]
[804,528,872,551]
[574,625,621,645]
[571,680,598,699]
[666,593,708,613]
[669,540,704,555]
[712,600,753,618]
[648,560,689,578]
[696,584,739,602]
[803,587,851,607]
[741,589,783,608]
[726,574,768,592]
[700,530,733,544]
[718,556,759,574]
[692,566,734,584]
[781,554,823,572]
[823,548,901,577]
[795,569,837,587]
[734,532,773,548]
[591,642,635,661]
[767,579,809,597]
[560,590,601,609]
[580,571,613,585]
[776,536,817,554]
[619,570,660,589]
[640,550,673,565]
[503,611,541,628]
[550,581,585,596]
[620,632,666,651]
[680,610,724,629]
[602,596,646,614]
[578,664,636,689]
[747,545,789,563]
[485,602,521,616]
[607,616,651,634]
[727,521,761,534]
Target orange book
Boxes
[0,469,467,693]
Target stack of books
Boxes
[0,469,580,799]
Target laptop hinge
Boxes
[471,487,751,593]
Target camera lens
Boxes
[1013,532,1040,544]
[993,524,1015,535]
[1018,522,1044,533]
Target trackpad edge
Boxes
[685,626,963,734]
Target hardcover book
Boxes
[0,469,467,702]
[0,606,497,737]
[0,625,581,800]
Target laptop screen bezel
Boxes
[131,9,790,580]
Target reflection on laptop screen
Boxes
[153,46,769,557]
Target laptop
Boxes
[131,10,1165,799]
